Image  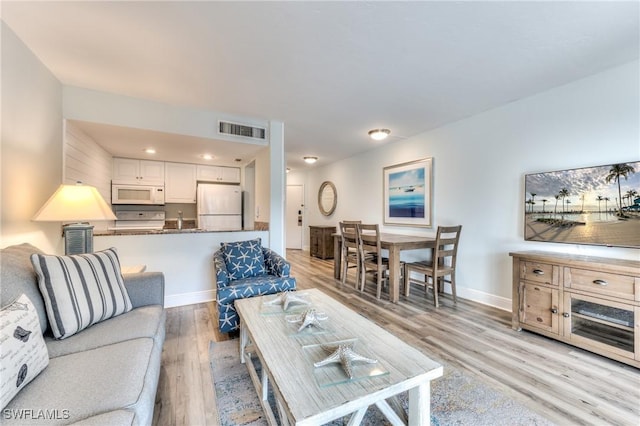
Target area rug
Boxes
[210,339,553,426]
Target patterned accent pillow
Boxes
[30,248,132,340]
[220,238,266,280]
[0,294,49,410]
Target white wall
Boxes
[94,230,269,307]
[254,147,271,223]
[63,86,269,145]
[1,23,64,253]
[304,60,640,310]
[64,120,114,232]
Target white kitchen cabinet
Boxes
[196,165,241,183]
[112,158,165,185]
[165,162,196,203]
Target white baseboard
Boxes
[164,289,216,308]
[441,282,511,311]
[163,280,512,312]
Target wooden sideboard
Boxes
[309,225,336,259]
[510,251,640,368]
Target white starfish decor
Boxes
[263,291,310,311]
[286,308,328,332]
[314,343,378,379]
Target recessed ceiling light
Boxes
[368,129,391,141]
[144,148,156,154]
[303,156,318,164]
[202,154,213,160]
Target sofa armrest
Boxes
[123,272,165,308]
[262,247,291,277]
[213,249,231,288]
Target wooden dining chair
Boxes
[339,221,361,286]
[356,223,389,299]
[403,225,462,307]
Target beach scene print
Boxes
[388,168,426,218]
[524,161,640,248]
[383,158,432,227]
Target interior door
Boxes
[286,185,304,249]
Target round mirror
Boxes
[318,181,337,216]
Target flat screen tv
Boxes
[524,161,640,249]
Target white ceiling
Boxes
[2,1,638,171]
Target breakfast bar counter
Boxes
[94,229,269,307]
[94,228,259,236]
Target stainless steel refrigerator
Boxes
[197,183,242,231]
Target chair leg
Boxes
[404,265,410,297]
[432,274,439,308]
[376,270,382,299]
[450,272,457,304]
[341,257,347,285]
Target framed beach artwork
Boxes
[383,158,433,227]
[524,161,640,249]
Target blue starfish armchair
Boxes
[213,238,296,332]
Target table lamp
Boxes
[32,182,117,255]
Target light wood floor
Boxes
[153,249,640,426]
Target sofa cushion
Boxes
[220,238,266,280]
[31,248,132,339]
[3,338,156,425]
[0,244,48,334]
[45,305,166,358]
[0,294,50,410]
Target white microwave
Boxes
[111,184,165,205]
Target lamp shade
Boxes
[32,183,117,222]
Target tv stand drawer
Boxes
[565,267,636,300]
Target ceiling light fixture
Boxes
[303,156,318,164]
[368,129,391,141]
[144,148,156,154]
[202,154,213,160]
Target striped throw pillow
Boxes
[30,248,132,339]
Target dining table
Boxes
[333,232,436,303]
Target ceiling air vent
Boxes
[219,121,266,140]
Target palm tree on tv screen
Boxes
[558,188,569,218]
[625,189,638,208]
[596,195,604,214]
[606,163,636,217]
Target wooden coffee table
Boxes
[235,289,443,425]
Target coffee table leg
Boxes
[408,382,431,425]
[261,368,269,401]
[240,322,248,364]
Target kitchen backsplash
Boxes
[163,203,197,220]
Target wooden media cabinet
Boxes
[510,251,640,368]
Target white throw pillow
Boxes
[30,247,132,340]
[0,294,49,410]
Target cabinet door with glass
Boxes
[563,292,637,361]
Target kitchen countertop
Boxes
[95,228,258,236]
